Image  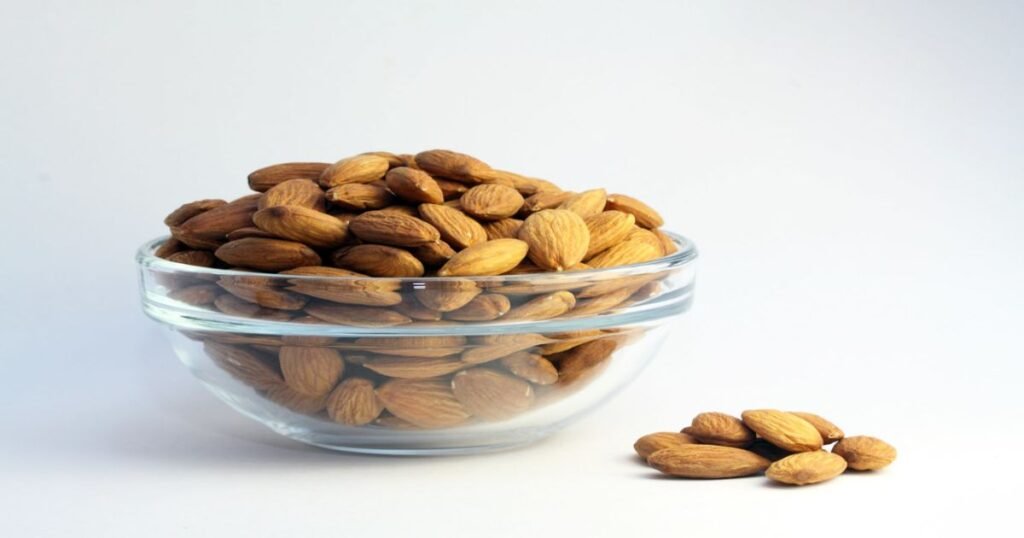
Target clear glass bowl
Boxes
[136,233,697,455]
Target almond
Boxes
[655,229,677,255]
[352,335,468,358]
[462,333,548,364]
[167,284,220,306]
[305,303,413,327]
[385,167,444,204]
[204,342,282,390]
[482,218,523,240]
[258,178,325,211]
[213,293,292,320]
[586,240,662,268]
[164,199,227,227]
[476,169,562,195]
[376,378,472,428]
[248,162,331,192]
[606,193,664,229]
[521,190,573,215]
[584,211,636,259]
[518,209,590,271]
[832,436,897,471]
[766,451,848,485]
[177,193,261,247]
[559,188,607,218]
[360,151,404,168]
[459,184,524,221]
[331,244,425,277]
[348,212,440,247]
[500,351,558,385]
[281,266,402,307]
[325,182,395,211]
[633,432,699,459]
[417,203,488,249]
[214,238,321,272]
[683,412,756,448]
[252,205,349,248]
[364,355,467,379]
[414,279,481,312]
[154,237,183,259]
[279,346,344,396]
[741,410,823,453]
[319,154,390,188]
[436,238,529,277]
[554,338,617,385]
[326,378,383,426]
[626,227,665,256]
[435,178,468,200]
[225,226,278,241]
[413,149,490,183]
[451,368,534,421]
[391,300,443,321]
[411,240,456,267]
[445,293,511,321]
[790,412,845,445]
[165,250,217,267]
[537,329,604,354]
[265,384,329,414]
[647,445,771,478]
[217,275,308,310]
[568,286,637,317]
[502,290,576,321]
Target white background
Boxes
[2,1,1022,536]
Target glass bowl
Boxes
[136,233,697,455]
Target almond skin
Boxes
[376,378,472,428]
[164,199,227,227]
[555,338,618,385]
[331,244,425,277]
[214,238,321,272]
[319,154,390,188]
[606,193,664,228]
[586,239,662,268]
[647,445,771,479]
[248,162,330,192]
[204,342,282,390]
[417,203,488,249]
[253,205,349,248]
[413,149,490,183]
[279,346,345,397]
[265,383,329,414]
[459,184,525,221]
[281,266,402,307]
[411,240,456,267]
[168,284,220,306]
[177,193,261,247]
[790,411,845,445]
[461,333,548,364]
[451,368,534,421]
[741,409,823,453]
[500,352,559,385]
[559,188,607,218]
[304,304,413,327]
[502,290,576,321]
[326,378,383,426]
[517,209,590,271]
[217,275,308,311]
[385,167,444,204]
[325,182,395,211]
[435,178,468,200]
[414,279,481,312]
[683,412,756,448]
[521,190,573,215]
[482,218,524,240]
[165,250,217,267]
[766,451,848,485]
[584,210,636,259]
[832,436,897,471]
[363,356,467,379]
[475,169,562,195]
[258,178,325,211]
[348,211,440,247]
[634,432,699,459]
[437,238,529,277]
[445,293,511,321]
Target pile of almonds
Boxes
[635,410,896,486]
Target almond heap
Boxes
[636,410,896,486]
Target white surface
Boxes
[2,1,1022,536]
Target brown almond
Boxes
[413,149,490,183]
[352,335,468,358]
[385,167,444,204]
[559,188,607,218]
[555,338,617,385]
[414,279,481,312]
[435,178,468,200]
[390,300,443,321]
[364,355,467,379]
[502,291,576,321]
[445,293,511,321]
[462,333,548,364]
[790,412,845,445]
[165,250,217,267]
[482,218,523,240]
[154,238,183,259]
[360,151,404,168]
[348,212,439,247]
[451,368,534,421]
[376,378,472,428]
[164,199,227,227]
[279,346,344,396]
[626,227,665,256]
[168,284,220,306]
[248,162,331,192]
[521,190,573,215]
[417,203,488,249]
[437,239,529,277]
[371,204,419,218]
[647,445,771,479]
[459,184,524,221]
[177,194,261,247]
[766,451,848,486]
[319,154,390,188]
[214,238,321,272]
[325,182,394,211]
[500,352,558,385]
[332,244,425,277]
[606,193,664,229]
[225,226,278,241]
[326,378,383,426]
[537,329,604,354]
[832,436,897,471]
[258,178,325,211]
[741,410,823,453]
[586,240,662,268]
[584,211,636,259]
[282,266,402,307]
[204,342,283,390]
[264,384,328,414]
[568,286,637,317]
[217,275,308,311]
[475,169,561,195]
[655,229,677,255]
[304,304,412,327]
[411,240,456,267]
[683,412,756,448]
[252,205,349,248]
[518,209,590,271]
[633,432,699,459]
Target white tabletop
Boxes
[2,1,1021,536]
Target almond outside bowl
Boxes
[136,233,697,455]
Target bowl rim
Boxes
[135,231,697,282]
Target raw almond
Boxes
[217,275,308,310]
[741,409,823,453]
[683,412,756,448]
[586,240,662,268]
[385,167,444,204]
[364,355,467,379]
[265,383,329,414]
[168,284,220,306]
[475,169,561,195]
[326,378,383,426]
[352,335,468,358]
[633,432,699,459]
[325,182,395,211]
[319,154,390,187]
[376,378,472,428]
[332,244,425,277]
[348,211,439,247]
[390,300,443,321]
[435,178,468,200]
[165,250,217,267]
[766,451,848,485]
[225,226,278,241]
[445,293,511,321]
[253,205,349,248]
[584,210,636,259]
[459,184,524,221]
[279,346,344,396]
[164,199,227,227]
[417,203,488,249]
[177,193,261,247]
[281,266,402,307]
[790,411,845,445]
[258,178,325,211]
[411,240,456,267]
[214,238,321,272]
[414,149,490,183]
[248,162,330,192]
[360,151,404,168]
[606,193,664,229]
[502,290,576,321]
[414,279,481,312]
[832,436,897,471]
[451,368,534,420]
[305,303,412,327]
[647,445,771,479]
[554,338,617,384]
[462,333,548,364]
[521,190,573,215]
[537,329,604,354]
[437,238,529,277]
[499,352,559,385]
[559,188,607,218]
[204,342,282,390]
[626,227,665,255]
[482,218,523,240]
[518,209,590,271]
